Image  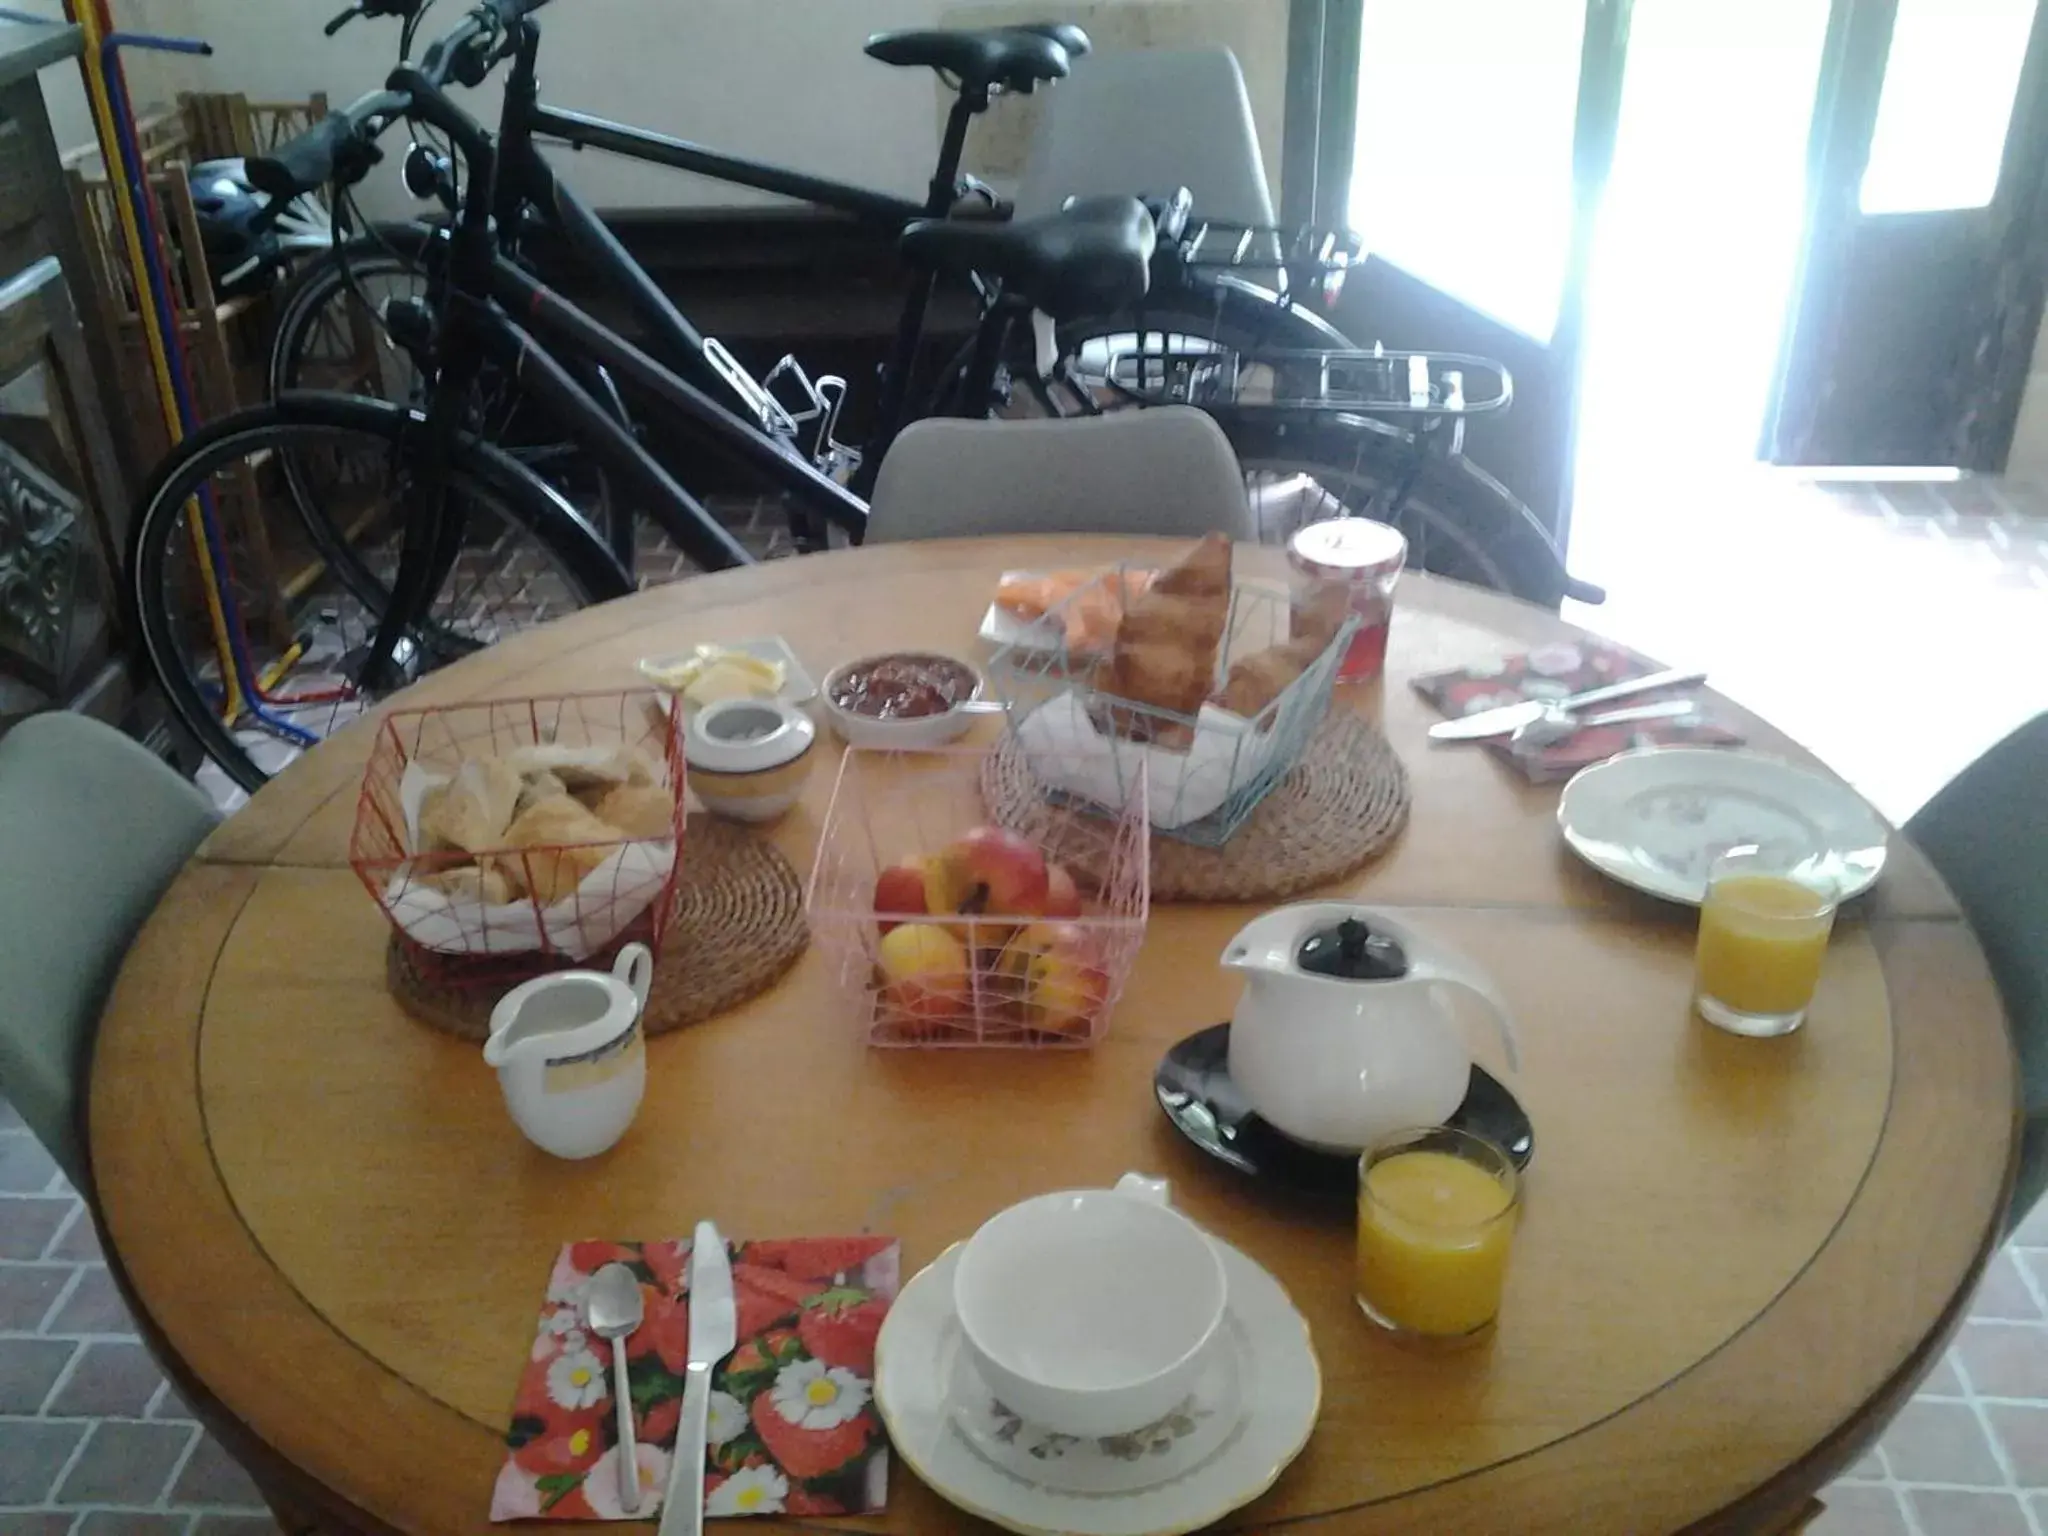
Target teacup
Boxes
[952,1172,1228,1437]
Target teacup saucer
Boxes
[875,1240,1320,1536]
[948,1314,1243,1496]
[1155,1022,1534,1200]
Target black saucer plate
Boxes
[1154,1022,1534,1200]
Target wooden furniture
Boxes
[89,539,2019,1536]
[0,22,147,738]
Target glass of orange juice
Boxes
[1694,846,1841,1038]
[1355,1126,1520,1348]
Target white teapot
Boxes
[1223,903,1517,1151]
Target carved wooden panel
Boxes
[0,427,80,686]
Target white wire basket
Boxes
[986,572,1354,845]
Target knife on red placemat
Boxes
[658,1222,735,1536]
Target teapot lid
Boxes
[1296,916,1408,981]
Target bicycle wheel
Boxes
[934,296,1580,607]
[131,393,632,798]
[269,231,622,603]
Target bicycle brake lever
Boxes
[324,5,359,35]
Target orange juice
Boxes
[1695,873,1835,1021]
[1356,1145,1518,1340]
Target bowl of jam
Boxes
[822,651,988,749]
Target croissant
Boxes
[1214,636,1325,721]
[593,782,677,840]
[486,795,619,905]
[419,757,523,855]
[1095,533,1232,722]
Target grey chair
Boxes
[0,712,217,1190]
[866,406,1258,545]
[1905,712,2048,1231]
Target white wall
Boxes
[22,0,206,162]
[121,0,1285,215]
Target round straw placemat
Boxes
[387,813,809,1039]
[983,712,1409,902]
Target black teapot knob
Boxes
[1297,916,1409,980]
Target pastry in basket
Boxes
[997,568,1158,654]
[505,742,656,795]
[419,758,524,855]
[487,794,621,905]
[1092,533,1232,729]
[593,782,676,840]
[1213,636,1324,722]
[421,863,519,906]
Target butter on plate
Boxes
[639,645,787,708]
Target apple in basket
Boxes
[996,923,1110,1037]
[875,923,970,1026]
[922,826,1050,925]
[872,857,934,935]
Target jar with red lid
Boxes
[1287,518,1408,682]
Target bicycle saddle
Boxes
[900,195,1154,320]
[865,26,1073,93]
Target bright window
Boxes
[1860,0,2040,214]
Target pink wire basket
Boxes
[806,745,1151,1049]
[349,690,687,989]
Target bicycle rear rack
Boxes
[1099,343,1513,420]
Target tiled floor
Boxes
[11,473,2048,1533]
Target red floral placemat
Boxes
[493,1236,898,1522]
[1412,639,1742,783]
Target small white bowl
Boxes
[821,652,991,750]
[684,697,817,823]
[952,1174,1227,1436]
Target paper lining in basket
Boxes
[1014,690,1284,830]
[388,760,675,959]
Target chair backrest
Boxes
[0,713,217,1191]
[1015,46,1277,228]
[866,406,1256,545]
[1905,712,2048,1229]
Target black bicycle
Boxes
[133,0,1588,793]
[263,0,1585,604]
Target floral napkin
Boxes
[493,1236,899,1522]
[1412,639,1742,783]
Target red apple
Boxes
[926,826,1050,921]
[1044,863,1083,920]
[873,858,932,935]
[996,922,1110,1037]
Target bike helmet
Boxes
[188,158,334,297]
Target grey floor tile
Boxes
[46,1211,101,1264]
[0,1335,76,1412]
[169,1433,265,1510]
[0,1417,86,1501]
[0,1197,76,1260]
[54,1420,193,1505]
[2014,1198,2048,1248]
[1878,1399,2006,1487]
[149,1381,193,1423]
[190,1519,277,1536]
[0,1514,77,1536]
[0,1265,73,1331]
[45,1268,134,1338]
[1904,1488,2031,1536]
[1844,1444,1885,1480]
[1920,1349,1967,1396]
[0,1137,57,1196]
[1986,1402,2048,1484]
[47,1341,163,1418]
[1954,1319,2048,1400]
[74,1516,192,1536]
[1968,1250,2042,1321]
[1811,1484,1910,1535]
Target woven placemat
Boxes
[387,813,809,1040]
[983,712,1410,903]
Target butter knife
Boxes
[658,1222,735,1536]
[1428,667,1707,742]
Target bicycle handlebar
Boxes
[250,0,553,199]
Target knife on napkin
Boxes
[658,1221,735,1536]
[1427,666,1707,741]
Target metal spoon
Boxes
[585,1263,646,1513]
[1509,697,1702,750]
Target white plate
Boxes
[637,636,816,707]
[1556,746,1890,906]
[874,1239,1319,1536]
[979,571,1067,654]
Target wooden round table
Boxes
[91,538,2018,1536]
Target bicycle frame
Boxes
[480,22,972,483]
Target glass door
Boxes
[1765,0,2048,467]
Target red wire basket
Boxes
[349,690,687,989]
[806,745,1150,1049]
